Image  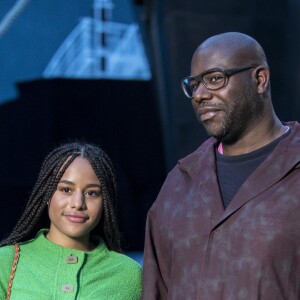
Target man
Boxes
[142,32,300,299]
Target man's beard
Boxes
[203,85,264,144]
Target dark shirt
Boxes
[216,127,291,208]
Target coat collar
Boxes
[176,121,300,228]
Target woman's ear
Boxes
[254,66,270,94]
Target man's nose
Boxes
[193,82,212,103]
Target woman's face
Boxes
[47,157,103,250]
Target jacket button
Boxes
[61,284,74,292]
[66,255,78,264]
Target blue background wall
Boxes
[0,0,136,103]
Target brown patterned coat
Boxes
[142,121,300,300]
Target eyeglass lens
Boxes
[183,70,226,98]
[182,66,257,98]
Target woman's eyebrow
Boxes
[58,180,74,185]
[58,181,101,189]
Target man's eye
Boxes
[207,73,224,84]
[190,82,199,91]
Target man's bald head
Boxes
[193,32,268,68]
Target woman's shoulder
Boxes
[0,244,16,296]
[92,237,142,272]
[105,251,142,298]
[93,243,142,277]
[0,234,40,265]
[109,251,142,271]
[0,244,15,262]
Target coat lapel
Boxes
[179,138,224,224]
[216,124,300,227]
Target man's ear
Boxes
[254,66,270,94]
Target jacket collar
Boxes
[176,121,300,228]
[177,137,217,179]
[177,121,300,177]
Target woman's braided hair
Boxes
[0,142,121,252]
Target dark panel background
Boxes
[0,79,165,251]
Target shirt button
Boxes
[61,284,74,292]
[66,255,78,264]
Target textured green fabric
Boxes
[0,230,142,299]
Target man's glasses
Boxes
[181,66,257,99]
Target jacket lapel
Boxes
[216,124,300,227]
[179,138,225,224]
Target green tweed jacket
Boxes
[0,229,142,299]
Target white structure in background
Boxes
[43,0,151,80]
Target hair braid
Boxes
[0,142,122,253]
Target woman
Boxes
[0,142,142,299]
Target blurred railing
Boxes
[43,17,151,80]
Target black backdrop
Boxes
[0,78,166,251]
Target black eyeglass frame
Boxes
[181,65,258,99]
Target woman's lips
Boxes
[64,213,88,223]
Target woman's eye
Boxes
[61,187,71,193]
[86,190,100,197]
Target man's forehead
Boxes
[191,47,233,74]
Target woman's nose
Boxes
[70,193,86,209]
